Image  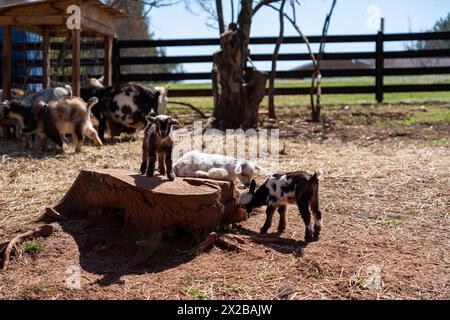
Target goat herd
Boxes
[0,77,323,242]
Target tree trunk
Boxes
[310,72,322,122]
[268,0,286,120]
[52,169,247,239]
[212,0,268,130]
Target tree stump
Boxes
[52,169,247,238]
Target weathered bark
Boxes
[52,169,247,239]
[212,0,268,130]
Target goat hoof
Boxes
[146,171,154,177]
[277,227,286,234]
[167,173,175,181]
[260,227,268,234]
[139,163,147,174]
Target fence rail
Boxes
[2,31,450,101]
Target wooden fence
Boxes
[2,31,450,102]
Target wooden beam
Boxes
[80,2,116,37]
[80,16,115,37]
[0,15,65,26]
[104,36,113,86]
[2,26,12,101]
[71,29,81,97]
[42,33,51,88]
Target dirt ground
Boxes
[0,103,449,300]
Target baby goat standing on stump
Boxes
[140,115,179,181]
[239,171,322,242]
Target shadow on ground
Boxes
[237,226,307,256]
[60,213,198,287]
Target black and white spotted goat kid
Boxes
[239,171,322,242]
[140,115,179,181]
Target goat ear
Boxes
[98,75,104,83]
[249,179,256,194]
[40,106,63,148]
[234,161,243,175]
[146,115,157,123]
[170,118,180,126]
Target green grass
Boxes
[312,269,325,279]
[399,107,450,126]
[228,283,247,294]
[19,283,53,299]
[428,211,449,219]
[262,272,279,281]
[376,219,402,228]
[160,75,450,90]
[22,241,43,254]
[186,287,208,299]
[165,77,450,119]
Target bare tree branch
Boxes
[215,0,225,34]
[252,0,281,16]
[310,0,337,122]
[265,3,317,67]
[268,0,286,119]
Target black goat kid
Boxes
[140,115,179,181]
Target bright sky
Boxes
[147,0,450,73]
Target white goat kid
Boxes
[173,150,263,186]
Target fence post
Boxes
[2,26,12,101]
[375,19,384,103]
[112,38,120,85]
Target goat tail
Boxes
[311,169,322,182]
[64,84,73,98]
[86,97,99,111]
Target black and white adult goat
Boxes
[239,171,322,242]
[140,115,179,181]
[81,77,161,141]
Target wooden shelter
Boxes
[0,0,126,99]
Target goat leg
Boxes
[157,152,166,175]
[145,147,156,177]
[73,123,84,153]
[277,205,287,233]
[298,197,313,242]
[140,137,148,174]
[165,151,175,181]
[261,206,276,234]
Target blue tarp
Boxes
[0,27,43,90]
